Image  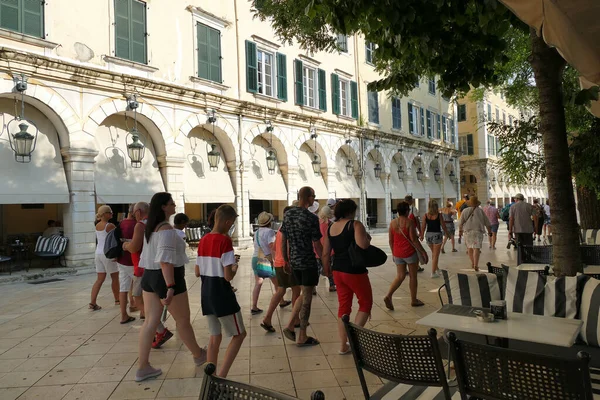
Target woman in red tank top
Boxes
[384,201,428,310]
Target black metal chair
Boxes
[581,245,600,265]
[447,331,594,400]
[342,315,452,400]
[486,262,505,295]
[200,363,324,400]
[517,244,552,266]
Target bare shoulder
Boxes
[157,223,173,232]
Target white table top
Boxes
[516,263,550,271]
[417,307,583,347]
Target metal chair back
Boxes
[517,244,552,266]
[447,332,594,400]
[486,262,506,296]
[342,315,451,400]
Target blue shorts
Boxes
[393,253,418,265]
[491,224,499,233]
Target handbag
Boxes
[398,221,427,265]
[347,221,387,268]
[254,230,275,279]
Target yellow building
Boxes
[0,0,459,267]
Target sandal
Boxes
[114,300,120,306]
[411,300,425,307]
[283,328,296,342]
[120,316,136,324]
[297,337,320,347]
[279,300,292,308]
[441,248,445,254]
[251,308,263,315]
[89,303,102,311]
[383,297,394,311]
[260,322,276,333]
[452,249,458,252]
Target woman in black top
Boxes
[322,199,372,355]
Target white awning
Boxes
[0,108,69,204]
[444,177,458,200]
[182,136,235,204]
[95,120,165,204]
[425,177,443,198]
[332,153,361,199]
[364,159,386,199]
[246,145,288,200]
[298,151,328,199]
[389,172,406,199]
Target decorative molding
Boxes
[334,68,353,79]
[0,28,59,49]
[103,55,159,73]
[251,35,281,51]
[253,92,283,104]
[189,76,230,91]
[186,5,231,28]
[61,147,99,163]
[298,54,321,67]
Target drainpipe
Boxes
[237,113,246,241]
[233,0,242,100]
[359,133,367,226]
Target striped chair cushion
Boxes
[440,270,501,307]
[580,277,600,346]
[186,227,203,242]
[34,235,68,255]
[582,229,600,245]
[503,266,579,318]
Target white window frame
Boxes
[190,7,230,82]
[428,78,436,95]
[336,34,348,53]
[410,102,420,135]
[339,78,351,117]
[257,48,276,97]
[365,41,375,64]
[459,136,468,154]
[303,65,318,109]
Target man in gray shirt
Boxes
[509,193,535,247]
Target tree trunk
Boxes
[529,28,580,276]
[577,185,600,230]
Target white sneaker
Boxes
[431,271,440,278]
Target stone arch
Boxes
[291,128,330,169]
[244,124,290,188]
[363,140,391,173]
[83,97,170,157]
[178,111,238,165]
[0,74,79,149]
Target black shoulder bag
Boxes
[347,220,387,268]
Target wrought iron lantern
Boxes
[397,164,404,180]
[374,162,382,179]
[434,168,441,182]
[8,74,38,163]
[310,129,321,176]
[416,167,424,181]
[125,95,145,168]
[417,151,423,158]
[491,177,497,185]
[449,170,457,184]
[266,148,277,175]
[206,110,220,171]
[345,158,354,176]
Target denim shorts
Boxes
[393,253,418,265]
[426,232,443,245]
[491,223,500,233]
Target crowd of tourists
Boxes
[90,187,550,382]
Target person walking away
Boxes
[459,196,492,271]
[404,195,424,272]
[173,213,189,240]
[440,201,457,253]
[384,201,429,310]
[317,206,336,292]
[322,199,373,355]
[251,212,287,314]
[543,200,551,238]
[90,205,120,310]
[196,205,246,378]
[136,192,207,382]
[532,199,544,242]
[509,193,536,248]
[456,195,469,218]
[420,199,449,278]
[280,186,323,347]
[124,202,173,347]
[261,207,301,333]
[116,204,137,324]
[483,201,500,249]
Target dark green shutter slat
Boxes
[197,24,210,80]
[0,0,20,33]
[318,68,326,112]
[208,27,221,82]
[467,134,474,155]
[276,53,287,101]
[350,81,358,119]
[450,120,455,143]
[419,107,424,135]
[130,0,147,63]
[408,103,414,134]
[294,59,303,105]
[331,74,340,115]
[114,0,130,60]
[426,110,432,138]
[442,115,447,141]
[245,40,258,93]
[23,0,43,37]
[436,114,441,139]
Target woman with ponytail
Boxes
[89,205,120,311]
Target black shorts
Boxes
[275,267,298,288]
[292,268,319,287]
[141,267,187,298]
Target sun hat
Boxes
[308,201,320,214]
[467,196,481,207]
[257,211,274,227]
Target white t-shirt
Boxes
[139,229,189,270]
[175,228,186,240]
[253,227,276,257]
[543,204,550,218]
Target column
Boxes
[236,166,252,247]
[377,175,392,227]
[61,147,99,268]
[157,155,185,221]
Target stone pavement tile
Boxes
[227,375,250,384]
[56,354,103,369]
[289,355,330,372]
[96,352,139,368]
[79,366,131,383]
[52,334,93,346]
[72,342,115,356]
[249,372,294,393]
[62,381,119,400]
[0,370,47,388]
[156,377,203,398]
[14,356,65,373]
[17,384,74,400]
[14,335,60,349]
[0,346,45,360]
[108,341,139,354]
[284,342,325,358]
[221,357,249,376]
[332,368,382,387]
[325,354,355,369]
[0,387,27,400]
[0,358,26,373]
[86,333,125,344]
[341,384,384,400]
[249,345,286,359]
[250,357,290,374]
[109,380,164,400]
[36,367,91,386]
[296,387,345,400]
[164,362,201,379]
[292,369,339,389]
[34,344,80,358]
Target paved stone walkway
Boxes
[0,226,523,399]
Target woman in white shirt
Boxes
[459,196,492,271]
[90,205,120,310]
[136,192,206,382]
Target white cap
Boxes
[308,201,320,214]
[326,198,337,207]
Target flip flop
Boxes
[383,297,394,311]
[283,328,296,342]
[260,322,276,333]
[279,300,292,308]
[120,316,136,324]
[251,308,263,315]
[411,300,425,307]
[297,337,320,347]
[114,300,120,306]
[89,303,101,311]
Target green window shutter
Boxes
[331,74,340,115]
[318,68,327,112]
[426,110,432,138]
[436,114,441,139]
[23,0,43,38]
[208,27,221,82]
[114,0,130,60]
[276,53,287,101]
[419,107,425,135]
[294,59,303,105]
[350,81,358,119]
[245,40,258,93]
[197,23,210,80]
[442,115,447,141]
[0,0,20,33]
[467,134,474,155]
[130,0,147,64]
[408,103,414,134]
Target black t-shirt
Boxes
[280,207,321,270]
[329,220,367,274]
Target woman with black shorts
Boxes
[136,192,206,382]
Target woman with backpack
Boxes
[90,205,120,311]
